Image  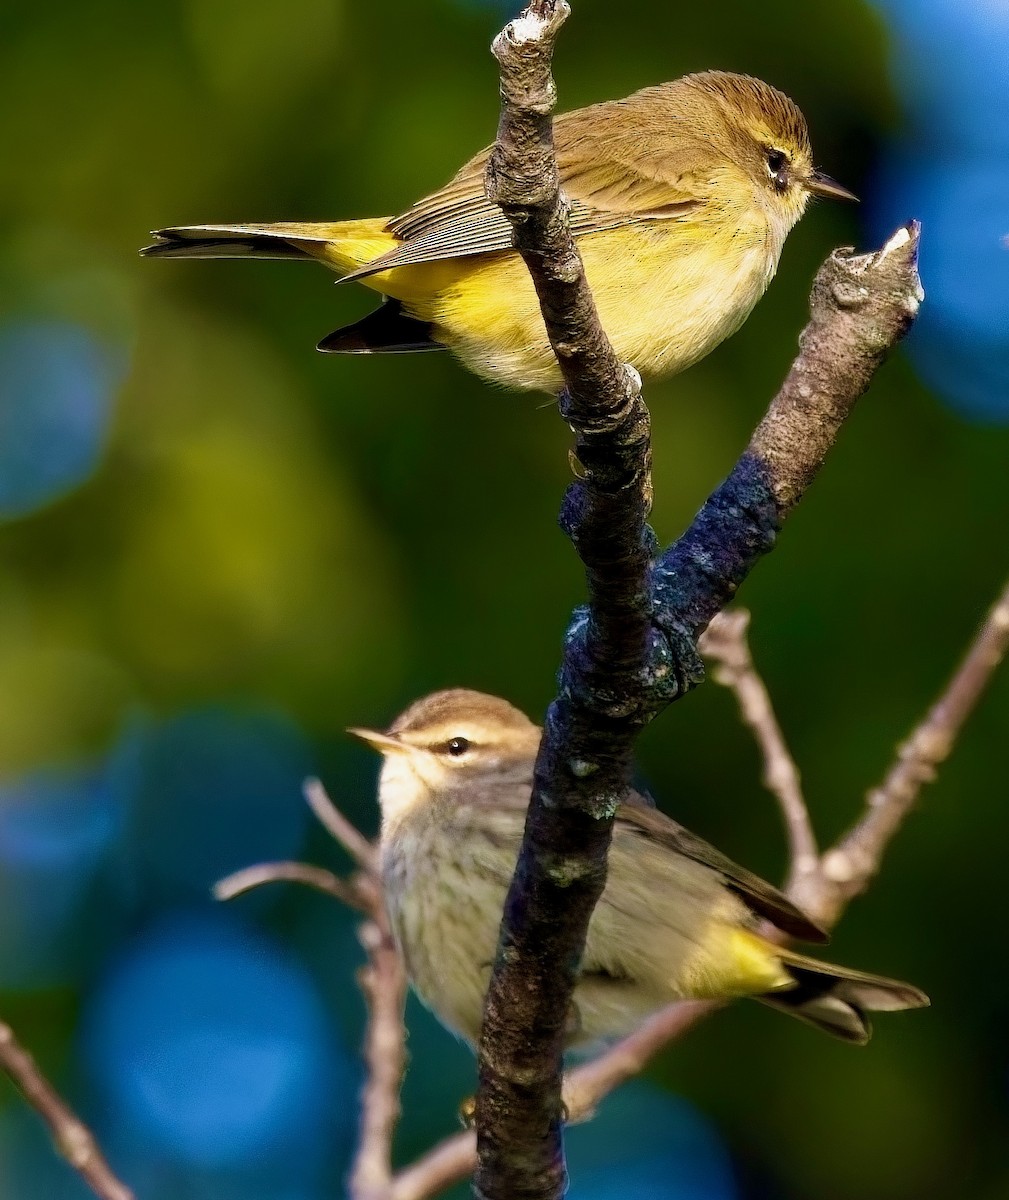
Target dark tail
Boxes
[758,948,929,1044]
[318,300,444,355]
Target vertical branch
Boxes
[349,876,409,1200]
[216,782,407,1200]
[475,4,921,1199]
[476,5,654,1198]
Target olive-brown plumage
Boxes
[351,689,927,1049]
[143,72,855,392]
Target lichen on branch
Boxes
[473,5,923,1200]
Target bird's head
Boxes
[349,688,540,827]
[676,71,857,233]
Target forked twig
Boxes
[381,577,1009,1200]
[215,779,406,1200]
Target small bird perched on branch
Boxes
[350,689,926,1048]
[142,72,855,393]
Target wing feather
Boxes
[341,90,708,283]
[614,804,828,943]
[453,776,825,945]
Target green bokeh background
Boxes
[1,0,1007,1196]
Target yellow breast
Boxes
[373,213,777,391]
[307,205,780,392]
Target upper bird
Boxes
[142,71,855,393]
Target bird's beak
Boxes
[347,727,409,756]
[806,171,859,202]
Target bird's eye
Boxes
[444,737,471,758]
[765,149,789,191]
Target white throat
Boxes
[377,752,436,834]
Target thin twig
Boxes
[213,860,367,911]
[304,776,378,871]
[805,577,1009,925]
[391,1129,476,1200]
[700,609,818,887]
[559,1000,718,1123]
[215,781,406,1200]
[352,914,409,1200]
[315,784,411,1200]
[0,1022,134,1200]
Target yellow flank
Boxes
[304,219,476,301]
[303,209,778,393]
[682,925,794,1000]
[304,218,400,276]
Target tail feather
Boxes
[760,991,873,1044]
[319,300,445,355]
[140,220,397,277]
[141,233,309,260]
[758,948,929,1044]
[141,222,346,260]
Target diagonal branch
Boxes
[700,609,818,887]
[0,1021,134,1200]
[650,225,924,683]
[802,577,1009,926]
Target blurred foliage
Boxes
[1,0,1008,1197]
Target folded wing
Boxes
[341,91,706,283]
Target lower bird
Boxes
[349,688,927,1049]
[142,71,855,393]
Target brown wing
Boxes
[456,771,823,943]
[340,88,705,283]
[615,801,828,944]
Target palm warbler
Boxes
[142,72,855,393]
[350,689,926,1048]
